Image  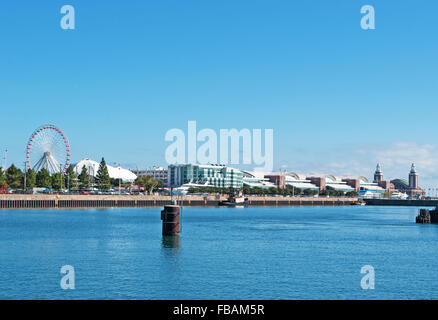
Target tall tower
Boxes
[373,163,383,183]
[409,163,418,189]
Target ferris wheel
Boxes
[26,125,71,174]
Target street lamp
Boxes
[114,162,122,195]
[23,162,27,192]
[118,164,121,195]
[2,149,7,170]
[88,165,93,190]
[59,164,63,191]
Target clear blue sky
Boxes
[1,1,438,186]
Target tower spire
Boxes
[374,163,383,183]
[410,163,417,173]
[409,163,418,189]
[376,163,382,173]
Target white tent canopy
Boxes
[73,159,137,182]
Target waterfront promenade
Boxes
[0,194,358,209]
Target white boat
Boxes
[219,191,248,207]
[390,192,408,200]
[358,190,382,199]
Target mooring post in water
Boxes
[416,208,431,224]
[161,203,181,236]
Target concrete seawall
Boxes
[0,195,358,209]
[365,199,438,207]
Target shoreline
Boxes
[0,194,358,209]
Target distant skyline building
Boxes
[371,163,394,192]
[66,159,428,199]
[372,162,426,198]
[390,163,425,198]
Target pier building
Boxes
[391,163,425,198]
[166,163,425,198]
[283,173,319,191]
[372,163,426,198]
[374,163,383,183]
[242,171,277,189]
[168,164,243,188]
[132,166,168,185]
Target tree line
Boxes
[187,185,358,197]
[0,157,143,192]
[0,163,78,190]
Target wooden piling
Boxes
[161,205,181,236]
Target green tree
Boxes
[95,158,111,190]
[303,188,318,196]
[51,173,62,190]
[24,168,37,189]
[136,176,158,195]
[36,168,52,188]
[155,179,164,191]
[345,191,358,197]
[65,165,78,190]
[286,186,301,196]
[78,165,90,190]
[6,164,23,189]
[0,167,6,186]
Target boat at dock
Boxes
[219,191,248,207]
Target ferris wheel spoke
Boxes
[26,124,70,174]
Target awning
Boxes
[285,182,319,190]
[326,183,354,192]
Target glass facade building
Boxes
[168,164,243,188]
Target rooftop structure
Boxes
[242,171,276,189]
[283,173,319,190]
[308,174,355,192]
[374,163,383,183]
[73,159,137,183]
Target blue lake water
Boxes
[0,206,437,300]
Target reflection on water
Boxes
[2,206,438,299]
[162,235,180,249]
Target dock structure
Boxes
[416,208,438,224]
[0,195,358,209]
